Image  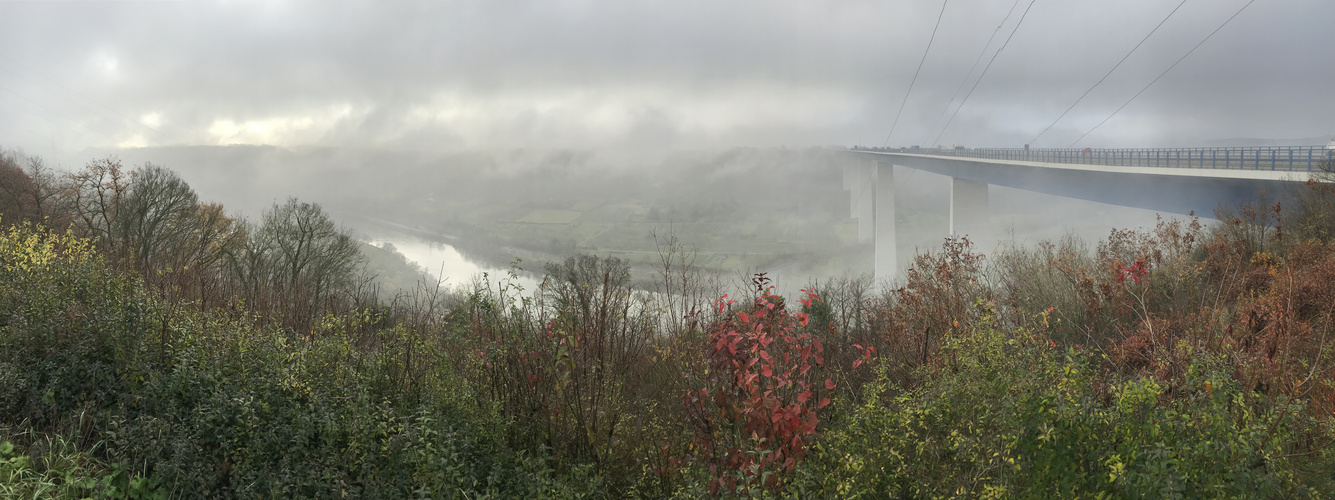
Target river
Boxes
[367,236,543,292]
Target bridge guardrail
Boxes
[851,146,1335,172]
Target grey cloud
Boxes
[0,0,1332,159]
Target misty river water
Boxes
[369,237,542,292]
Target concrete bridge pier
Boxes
[949,177,990,243]
[875,161,897,282]
[843,160,897,283]
[842,163,875,243]
[845,163,994,282]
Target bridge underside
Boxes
[843,152,1316,282]
[874,154,1310,217]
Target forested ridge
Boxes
[4,150,1335,498]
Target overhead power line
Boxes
[882,0,949,147]
[1069,0,1257,147]
[930,0,1039,147]
[921,0,1023,147]
[1029,0,1190,146]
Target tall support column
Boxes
[875,162,897,282]
[949,177,989,241]
[843,163,875,243]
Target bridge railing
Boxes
[851,146,1335,172]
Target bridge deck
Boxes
[852,146,1334,172]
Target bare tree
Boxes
[22,156,63,224]
[0,150,35,225]
[651,227,719,336]
[162,201,245,308]
[223,219,274,311]
[67,157,130,244]
[115,164,200,273]
[177,202,243,272]
[260,197,365,329]
[0,151,64,227]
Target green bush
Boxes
[0,222,597,498]
[0,224,153,430]
[802,316,1335,498]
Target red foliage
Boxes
[1117,258,1148,284]
[682,281,845,493]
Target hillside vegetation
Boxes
[3,150,1335,498]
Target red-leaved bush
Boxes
[682,276,838,494]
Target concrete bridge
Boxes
[843,146,1334,281]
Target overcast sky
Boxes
[1,0,1332,161]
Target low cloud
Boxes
[0,0,1331,160]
